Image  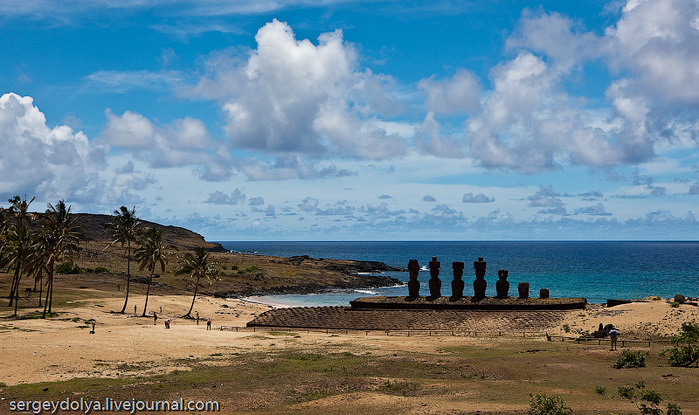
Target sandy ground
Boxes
[0,294,697,387]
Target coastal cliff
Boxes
[67,214,404,297]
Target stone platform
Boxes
[246,306,573,331]
[349,295,587,310]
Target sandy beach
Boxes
[1,293,697,387]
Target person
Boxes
[90,320,96,334]
[164,318,171,329]
[196,311,200,325]
[206,318,212,331]
[153,312,158,326]
[609,327,619,351]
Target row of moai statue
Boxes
[407,256,550,300]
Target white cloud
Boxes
[209,19,407,159]
[101,110,214,168]
[0,93,105,201]
[464,0,699,172]
[605,0,699,104]
[418,69,482,114]
[205,189,247,205]
[235,155,355,181]
[298,197,319,212]
[462,192,494,203]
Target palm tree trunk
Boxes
[119,275,130,313]
[141,272,152,317]
[42,273,52,318]
[8,266,20,307]
[38,271,43,308]
[184,280,199,318]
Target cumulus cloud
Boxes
[574,203,612,216]
[605,0,699,104]
[298,197,319,212]
[101,110,215,168]
[0,93,105,201]
[209,19,407,159]
[463,0,699,172]
[462,192,494,203]
[422,195,436,202]
[205,189,247,205]
[248,196,265,205]
[418,69,482,114]
[527,186,564,208]
[414,112,466,158]
[235,156,355,181]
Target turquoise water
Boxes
[217,241,699,305]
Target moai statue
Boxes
[496,270,510,298]
[428,257,441,298]
[518,282,530,299]
[451,262,465,300]
[473,257,487,299]
[407,259,420,298]
[540,288,550,299]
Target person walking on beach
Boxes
[164,318,171,329]
[206,318,212,331]
[153,312,158,325]
[196,311,200,325]
[609,327,619,351]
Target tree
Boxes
[616,381,682,415]
[134,227,175,317]
[33,200,84,318]
[661,322,699,367]
[104,206,141,313]
[2,226,32,316]
[4,195,34,307]
[175,247,218,318]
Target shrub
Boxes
[527,394,572,415]
[595,385,606,395]
[613,350,647,369]
[669,302,680,308]
[55,261,83,274]
[661,322,699,367]
[616,381,682,415]
[93,266,109,273]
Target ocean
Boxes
[216,241,699,306]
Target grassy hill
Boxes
[1,213,403,316]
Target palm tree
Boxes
[104,206,141,313]
[134,227,175,317]
[175,247,218,318]
[34,200,84,318]
[5,195,34,307]
[2,226,32,316]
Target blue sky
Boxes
[1,0,698,240]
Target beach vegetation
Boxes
[175,246,218,318]
[669,302,680,308]
[30,200,84,318]
[93,266,109,273]
[1,195,35,316]
[134,227,176,317]
[614,350,647,369]
[615,381,682,415]
[55,261,83,274]
[527,394,572,415]
[661,322,699,367]
[104,206,141,313]
[595,385,606,395]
